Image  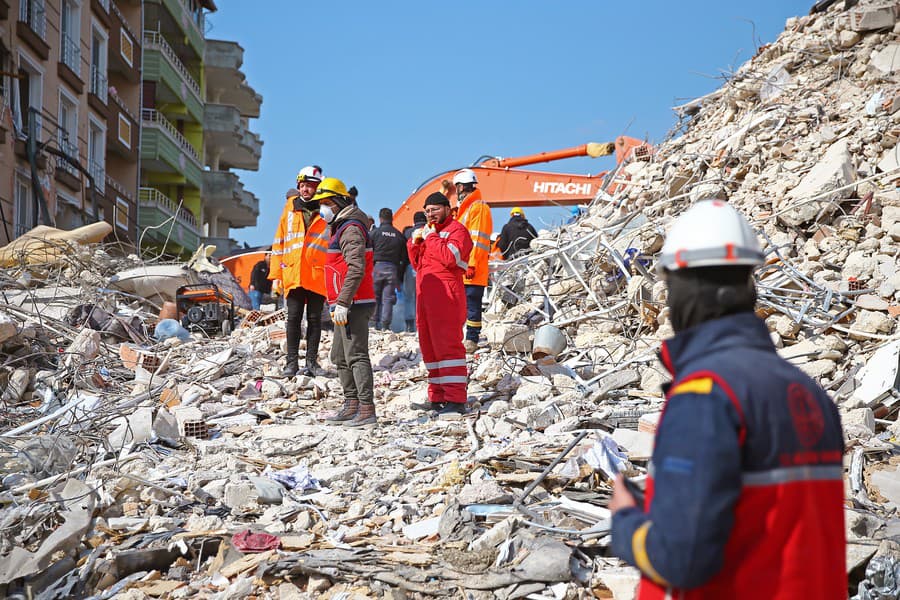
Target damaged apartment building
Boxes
[0,0,262,255]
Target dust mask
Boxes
[319,205,335,223]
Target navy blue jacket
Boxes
[611,312,845,598]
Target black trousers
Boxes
[286,287,325,366]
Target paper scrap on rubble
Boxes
[263,464,320,490]
[191,348,233,380]
[583,435,631,479]
[402,517,441,540]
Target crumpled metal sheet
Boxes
[0,479,96,584]
[853,555,900,600]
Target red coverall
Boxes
[407,217,473,404]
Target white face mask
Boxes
[319,204,335,223]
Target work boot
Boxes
[405,320,415,333]
[410,400,445,412]
[463,340,478,354]
[437,402,468,420]
[345,402,377,427]
[282,357,299,378]
[324,398,359,422]
[374,321,382,330]
[301,359,327,377]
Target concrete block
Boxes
[781,140,855,226]
[850,5,898,32]
[485,323,531,352]
[0,312,18,344]
[843,407,876,436]
[224,482,258,508]
[871,44,900,75]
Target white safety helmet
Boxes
[657,200,764,273]
[452,168,478,185]
[296,165,323,184]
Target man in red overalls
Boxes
[407,192,473,417]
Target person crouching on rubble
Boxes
[314,178,378,427]
[609,200,845,599]
[407,192,473,417]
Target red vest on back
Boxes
[325,220,375,307]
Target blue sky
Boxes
[206,1,813,247]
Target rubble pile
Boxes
[0,1,899,598]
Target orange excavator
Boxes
[393,136,652,230]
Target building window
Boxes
[58,90,78,175]
[115,197,129,230]
[90,24,107,102]
[18,0,46,40]
[120,30,134,67]
[117,113,131,148]
[14,175,34,237]
[13,54,43,141]
[88,117,105,194]
[59,0,81,76]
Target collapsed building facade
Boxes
[0,1,899,598]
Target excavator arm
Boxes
[393,136,651,230]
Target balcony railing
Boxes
[141,108,201,164]
[60,32,81,76]
[19,0,46,39]
[106,174,134,203]
[90,64,108,102]
[142,31,201,99]
[96,0,109,11]
[56,136,79,177]
[108,89,138,124]
[88,159,105,194]
[139,187,199,230]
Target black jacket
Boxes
[249,260,272,293]
[498,215,537,259]
[371,222,408,266]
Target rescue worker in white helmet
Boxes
[453,168,492,354]
[609,200,845,600]
[269,165,330,377]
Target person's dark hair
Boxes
[379,208,393,222]
[348,186,358,198]
[413,211,427,226]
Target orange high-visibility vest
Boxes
[269,199,329,296]
[458,189,492,287]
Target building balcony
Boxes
[17,0,49,59]
[143,0,209,62]
[138,187,200,251]
[88,64,109,118]
[58,32,84,93]
[90,0,111,27]
[141,108,202,189]
[88,159,106,195]
[54,137,81,191]
[204,104,262,170]
[109,3,141,82]
[204,40,262,118]
[107,92,138,161]
[142,31,203,123]
[202,170,259,228]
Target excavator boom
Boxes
[393,136,650,230]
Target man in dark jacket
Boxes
[401,211,427,332]
[313,178,377,427]
[370,207,408,330]
[610,200,845,600]
[248,255,272,310]
[497,207,538,259]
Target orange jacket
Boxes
[269,199,329,296]
[457,189,493,286]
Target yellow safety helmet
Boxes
[510,207,524,217]
[311,177,350,203]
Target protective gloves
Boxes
[331,305,349,326]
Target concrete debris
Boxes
[0,3,898,598]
